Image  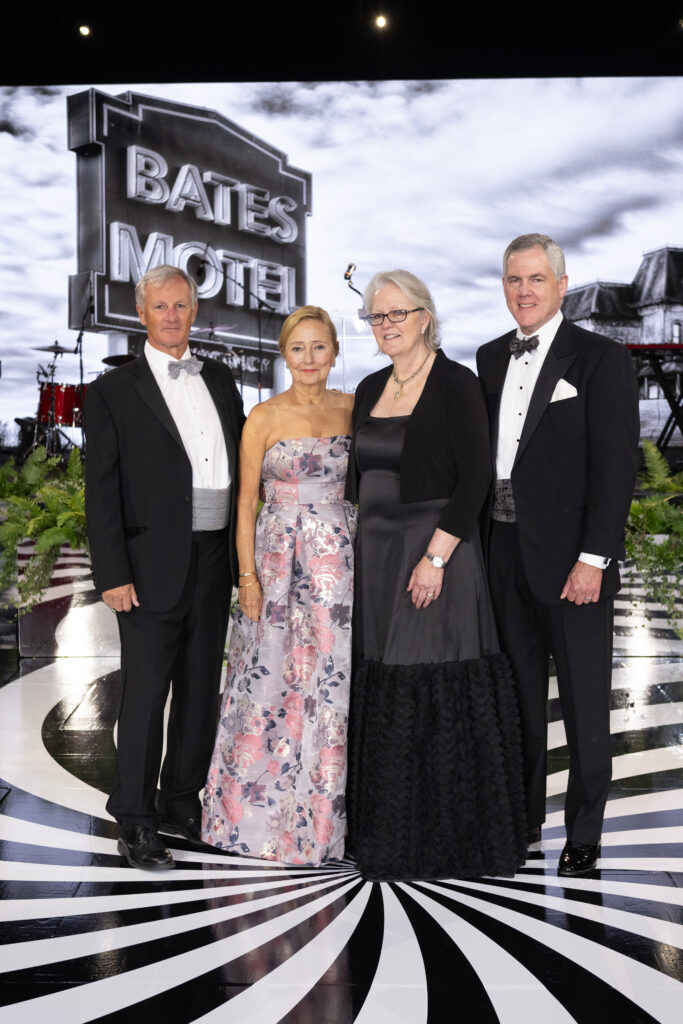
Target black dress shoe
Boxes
[527,826,542,846]
[158,814,202,843]
[558,841,600,877]
[118,826,174,870]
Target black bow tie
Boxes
[510,334,539,359]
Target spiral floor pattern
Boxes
[0,552,681,1022]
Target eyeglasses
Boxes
[361,307,425,327]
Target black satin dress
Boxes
[347,415,527,881]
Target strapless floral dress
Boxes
[202,436,356,866]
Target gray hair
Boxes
[135,264,198,308]
[503,234,566,282]
[363,269,440,351]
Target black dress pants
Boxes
[488,521,613,844]
[106,529,231,830]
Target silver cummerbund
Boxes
[192,486,230,531]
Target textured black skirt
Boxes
[348,415,527,880]
[347,654,527,880]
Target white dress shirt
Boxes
[144,341,230,490]
[496,311,607,570]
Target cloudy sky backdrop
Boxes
[1,77,682,430]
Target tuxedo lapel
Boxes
[514,323,577,467]
[201,359,238,471]
[486,336,514,461]
[487,336,513,398]
[133,356,185,451]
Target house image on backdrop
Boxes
[563,247,683,445]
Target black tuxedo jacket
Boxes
[84,353,245,612]
[476,318,639,605]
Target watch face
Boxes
[427,553,445,568]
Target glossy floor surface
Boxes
[0,551,681,1022]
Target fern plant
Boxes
[0,447,87,610]
[1,440,681,629]
[625,440,683,637]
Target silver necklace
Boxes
[392,351,431,400]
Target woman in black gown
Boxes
[346,269,527,881]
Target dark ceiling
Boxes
[3,2,683,85]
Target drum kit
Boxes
[19,340,135,460]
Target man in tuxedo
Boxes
[477,234,639,876]
[85,265,245,869]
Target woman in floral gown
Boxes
[202,306,356,865]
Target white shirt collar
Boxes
[144,339,192,376]
[516,307,564,350]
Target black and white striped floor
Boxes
[1,553,681,1022]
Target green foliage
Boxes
[626,440,683,637]
[0,447,88,611]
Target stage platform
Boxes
[0,552,681,1023]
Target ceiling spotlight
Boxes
[375,15,387,29]
[79,25,91,37]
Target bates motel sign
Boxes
[67,89,312,381]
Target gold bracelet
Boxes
[239,570,256,578]
[238,579,259,589]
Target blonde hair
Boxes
[278,305,339,357]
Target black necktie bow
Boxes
[509,334,539,359]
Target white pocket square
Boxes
[550,379,577,402]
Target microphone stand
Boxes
[71,288,93,451]
[195,259,277,402]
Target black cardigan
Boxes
[345,348,492,540]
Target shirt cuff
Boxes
[579,552,610,569]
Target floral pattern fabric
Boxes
[202,436,356,865]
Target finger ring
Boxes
[426,592,435,599]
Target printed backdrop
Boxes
[1,77,682,428]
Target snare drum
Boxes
[37,383,86,427]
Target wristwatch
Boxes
[425,551,446,569]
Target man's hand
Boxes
[560,561,603,605]
[102,583,139,612]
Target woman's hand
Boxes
[238,579,263,622]
[407,557,444,609]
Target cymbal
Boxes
[32,342,74,354]
[102,353,136,367]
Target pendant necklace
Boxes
[392,351,431,400]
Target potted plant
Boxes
[0,447,87,611]
[625,440,683,638]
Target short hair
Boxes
[503,234,566,282]
[363,269,440,351]
[278,305,339,357]
[135,264,198,308]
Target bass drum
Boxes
[37,383,86,427]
